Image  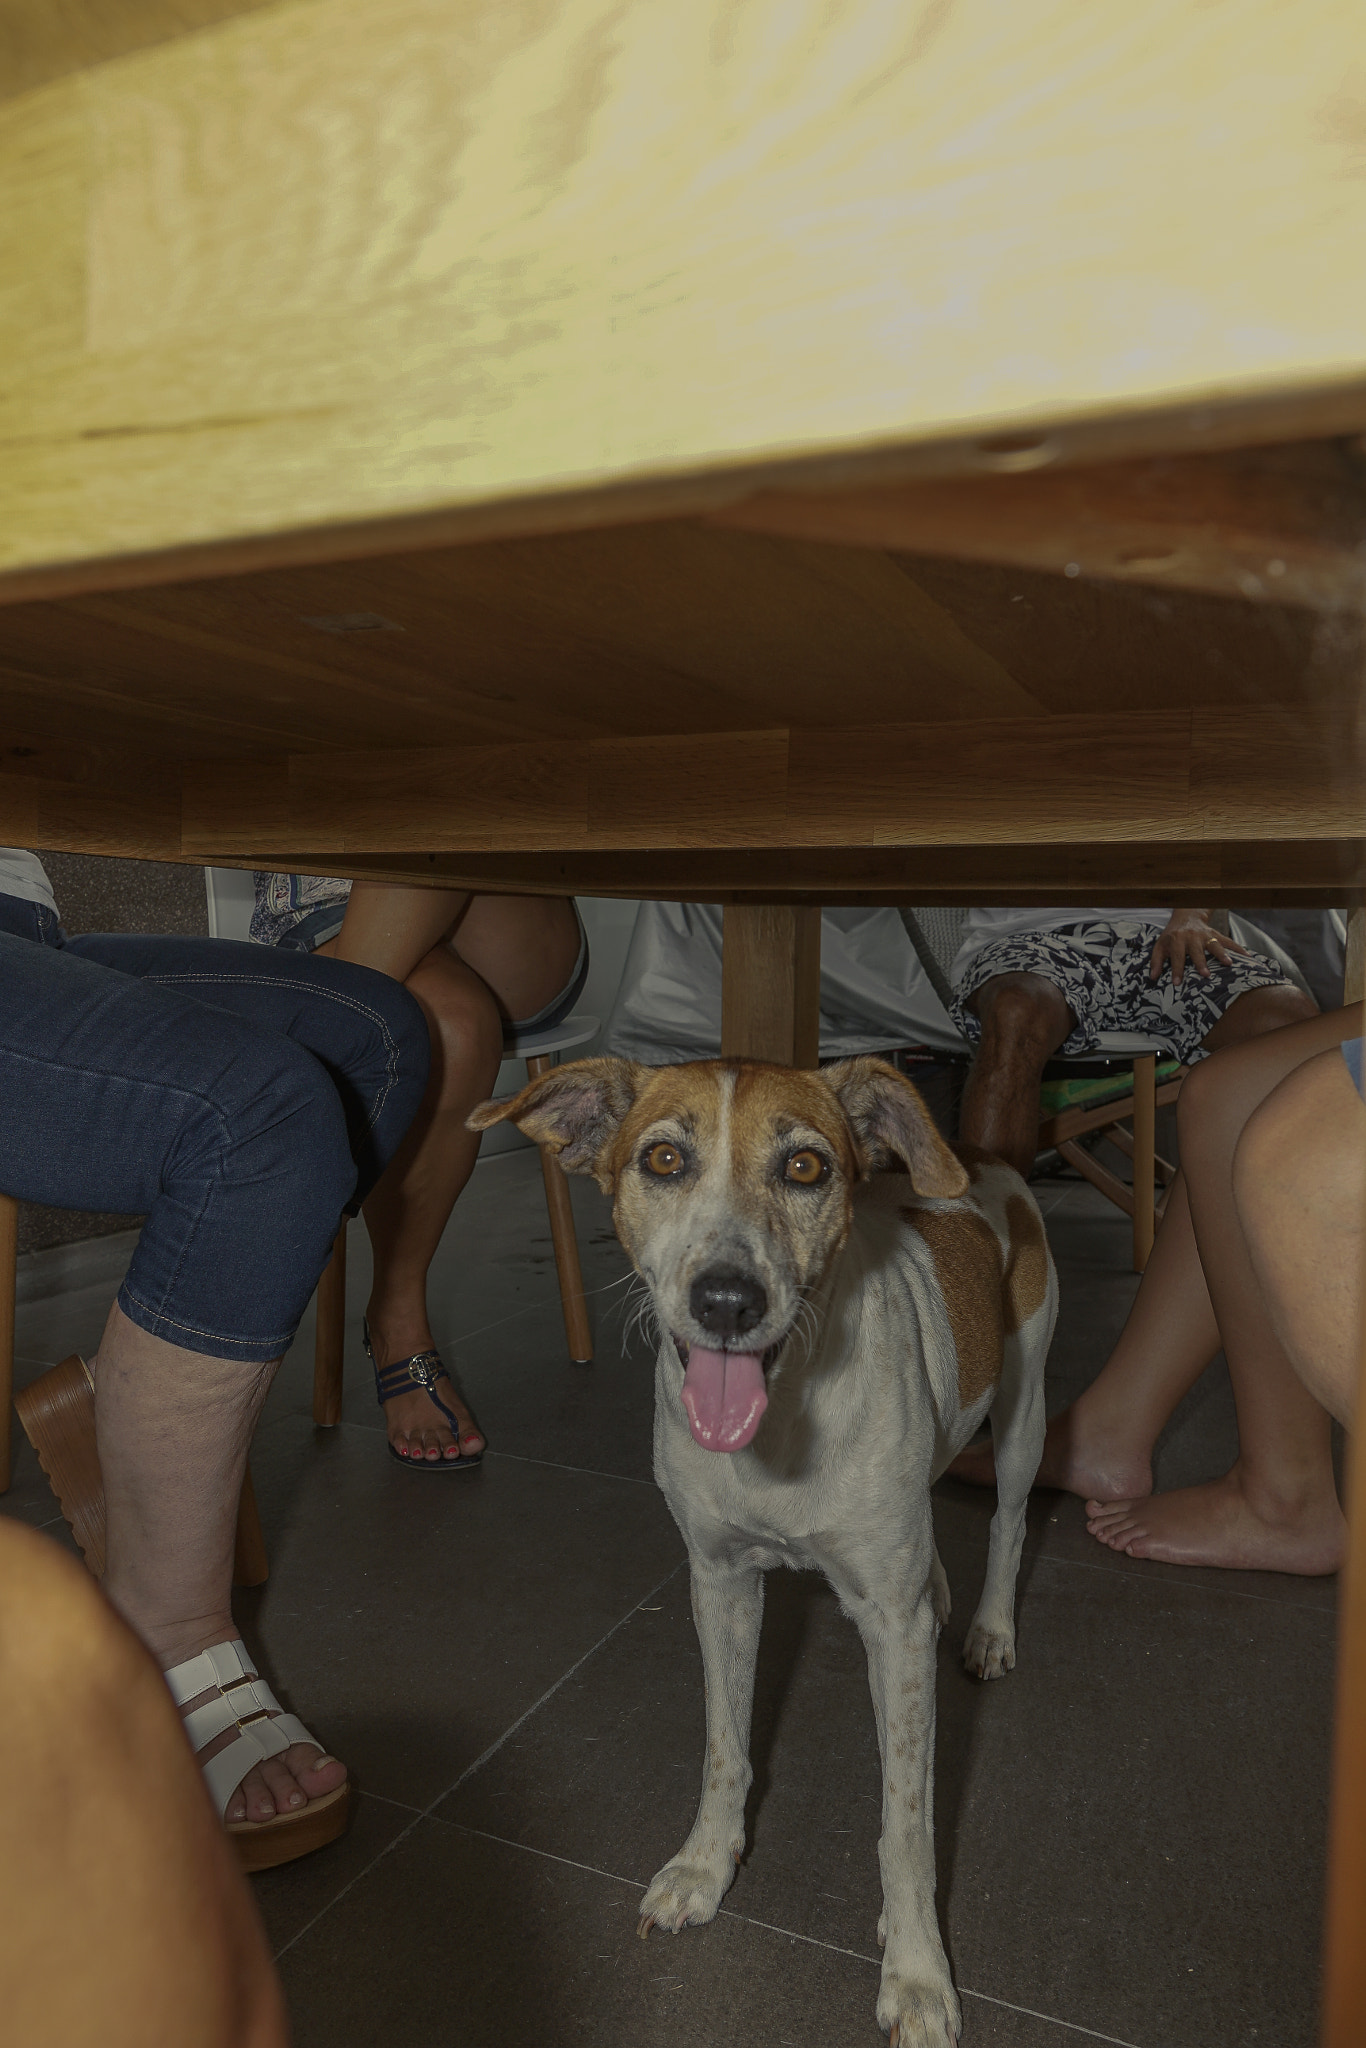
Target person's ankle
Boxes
[104,1596,239,1675]
[1235,1461,1341,1529]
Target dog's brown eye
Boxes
[785,1150,827,1186]
[644,1142,685,1177]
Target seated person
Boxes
[4,850,430,1858]
[253,874,586,1465]
[0,1519,287,2047]
[950,905,1317,1177]
[954,1004,1361,1575]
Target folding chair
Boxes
[899,909,1183,1273]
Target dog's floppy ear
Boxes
[823,1056,969,1197]
[466,1057,645,1193]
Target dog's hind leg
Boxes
[962,1328,1047,1680]
[638,1555,763,1938]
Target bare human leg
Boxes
[958,972,1074,1180]
[951,982,1321,1506]
[950,1168,1218,1500]
[1234,1045,1364,1430]
[94,1302,347,1822]
[0,1518,288,2048]
[326,883,581,1462]
[1086,1006,1355,1573]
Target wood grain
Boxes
[714,443,1366,613]
[721,906,822,1068]
[179,707,1366,865]
[2,0,1364,596]
[172,841,1366,906]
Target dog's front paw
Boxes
[962,1617,1015,1681]
[638,1854,735,1937]
[878,1969,961,2046]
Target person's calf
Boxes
[960,971,1073,1177]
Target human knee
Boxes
[410,959,505,1081]
[193,1036,356,1239]
[1221,983,1319,1041]
[973,975,1070,1059]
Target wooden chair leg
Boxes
[0,1193,15,1494]
[526,1052,592,1363]
[1131,1053,1156,1273]
[312,1224,347,1426]
[232,1466,269,1587]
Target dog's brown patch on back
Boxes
[1003,1192,1050,1333]
[904,1207,1004,1405]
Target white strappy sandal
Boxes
[164,1638,351,1872]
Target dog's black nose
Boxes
[689,1267,768,1341]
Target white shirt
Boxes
[952,905,1171,981]
[0,849,58,915]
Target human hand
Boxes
[1148,909,1248,984]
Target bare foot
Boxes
[949,1401,1152,1504]
[1085,1467,1346,1575]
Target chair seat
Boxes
[504,1013,599,1060]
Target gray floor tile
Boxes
[250,1791,418,1956]
[440,1518,1330,2048]
[239,1410,684,1810]
[275,1816,1088,2048]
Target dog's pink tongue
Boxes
[680,1347,768,1452]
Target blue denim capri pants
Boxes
[0,903,429,1363]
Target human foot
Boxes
[365,1318,484,1464]
[166,1639,349,1868]
[949,1402,1152,1504]
[1085,1468,1346,1574]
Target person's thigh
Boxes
[446,893,582,1025]
[1233,1046,1365,1427]
[0,933,358,1360]
[65,933,429,1200]
[1179,1003,1361,1152]
[1199,979,1318,1053]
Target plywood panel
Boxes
[2,0,1365,598]
[0,509,1352,767]
[182,841,1366,907]
[180,706,1366,865]
[0,3,279,105]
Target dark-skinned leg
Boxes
[324,885,580,1462]
[958,972,1074,1180]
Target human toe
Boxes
[260,1754,309,1812]
[235,1763,280,1823]
[282,1741,346,1800]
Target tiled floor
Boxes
[4,1159,1335,2048]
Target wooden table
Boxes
[1,5,1364,2036]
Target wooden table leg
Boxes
[720,905,822,1067]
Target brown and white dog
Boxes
[470,1055,1055,2046]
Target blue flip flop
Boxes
[364,1319,484,1472]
